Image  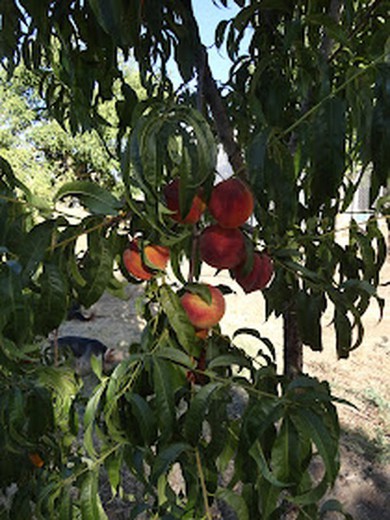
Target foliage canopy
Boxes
[0,0,389,518]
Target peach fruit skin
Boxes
[164,178,206,224]
[123,241,169,281]
[145,244,170,269]
[181,285,226,329]
[199,224,246,269]
[233,252,274,293]
[208,178,254,228]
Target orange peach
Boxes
[199,224,246,269]
[208,178,254,228]
[232,252,274,293]
[181,284,225,329]
[29,453,44,468]
[123,240,169,281]
[144,244,170,270]
[164,179,206,224]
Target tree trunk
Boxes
[283,309,303,378]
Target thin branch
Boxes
[195,447,213,520]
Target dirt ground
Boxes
[58,244,390,519]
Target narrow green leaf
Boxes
[320,499,354,519]
[18,220,56,281]
[271,417,301,484]
[151,442,191,484]
[184,382,223,446]
[291,408,339,484]
[126,393,157,445]
[334,308,352,359]
[233,328,276,361]
[35,262,68,335]
[153,358,176,441]
[208,353,252,370]
[55,181,122,215]
[84,382,107,428]
[76,234,114,308]
[249,440,293,488]
[80,472,108,520]
[156,346,195,370]
[216,488,249,520]
[290,475,329,506]
[105,450,122,495]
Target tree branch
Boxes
[181,0,247,180]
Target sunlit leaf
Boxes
[55,181,122,215]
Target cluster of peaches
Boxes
[122,177,273,335]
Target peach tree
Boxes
[0,1,388,518]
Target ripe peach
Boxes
[123,240,169,281]
[163,179,206,224]
[208,178,254,228]
[199,224,246,269]
[144,244,170,270]
[181,284,225,329]
[232,252,274,293]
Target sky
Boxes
[193,0,241,84]
[167,1,248,86]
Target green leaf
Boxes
[271,417,301,484]
[320,499,354,519]
[156,346,195,370]
[184,382,223,446]
[105,450,122,496]
[296,291,324,351]
[309,97,346,209]
[334,308,352,359]
[80,472,108,520]
[59,489,72,520]
[126,393,157,445]
[18,220,57,282]
[233,328,276,361]
[290,475,329,507]
[208,353,252,370]
[215,20,229,49]
[291,408,339,485]
[249,440,292,488]
[153,358,176,442]
[84,382,107,428]
[0,264,32,344]
[35,262,68,335]
[76,233,114,308]
[151,442,191,484]
[216,488,249,520]
[184,283,212,304]
[55,181,122,215]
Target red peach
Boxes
[208,178,254,228]
[199,224,246,269]
[232,252,274,293]
[164,179,206,224]
[181,284,225,329]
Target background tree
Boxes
[0,63,144,198]
[0,0,389,518]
